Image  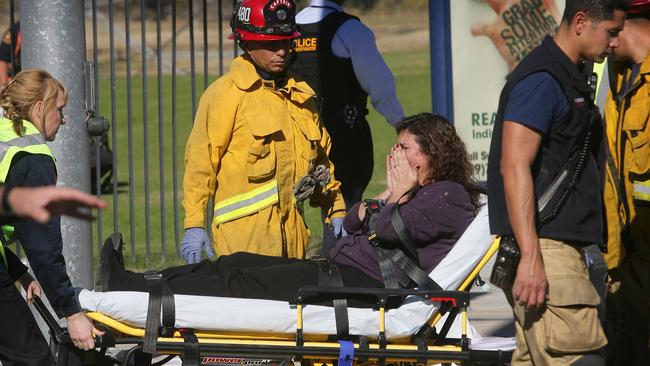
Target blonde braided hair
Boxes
[0,69,67,136]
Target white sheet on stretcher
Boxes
[79,200,515,350]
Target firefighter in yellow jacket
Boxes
[182,0,346,263]
[602,2,650,364]
[603,1,650,269]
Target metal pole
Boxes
[189,0,197,117]
[125,0,136,265]
[141,0,152,266]
[156,0,166,263]
[91,0,103,278]
[21,0,93,288]
[172,0,181,258]
[109,0,119,232]
[203,0,208,89]
[218,0,224,76]
[429,0,454,121]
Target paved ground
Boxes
[468,254,515,338]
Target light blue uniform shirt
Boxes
[296,0,405,126]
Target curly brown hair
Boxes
[396,113,481,209]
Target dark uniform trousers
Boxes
[0,264,55,366]
[107,252,384,308]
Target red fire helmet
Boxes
[229,0,301,41]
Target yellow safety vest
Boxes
[0,117,54,268]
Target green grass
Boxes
[95,49,431,270]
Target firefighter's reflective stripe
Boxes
[633,180,650,202]
[213,180,279,225]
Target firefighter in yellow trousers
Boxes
[602,1,650,364]
[182,0,345,263]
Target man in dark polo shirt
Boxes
[487,0,626,364]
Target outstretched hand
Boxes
[6,186,107,223]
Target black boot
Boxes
[99,232,125,291]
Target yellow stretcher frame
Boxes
[37,238,509,366]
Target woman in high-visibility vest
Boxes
[0,69,103,365]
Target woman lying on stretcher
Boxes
[101,113,481,306]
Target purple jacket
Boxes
[328,181,475,287]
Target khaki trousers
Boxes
[505,239,607,365]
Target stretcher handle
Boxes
[58,325,116,349]
[293,286,469,308]
[32,295,65,340]
[32,296,115,348]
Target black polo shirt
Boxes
[487,36,605,246]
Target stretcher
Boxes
[34,202,516,365]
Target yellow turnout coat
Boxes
[603,52,650,268]
[183,56,346,259]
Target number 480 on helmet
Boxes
[229,0,301,41]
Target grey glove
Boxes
[181,228,215,264]
[331,217,347,239]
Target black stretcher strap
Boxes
[160,282,176,336]
[389,204,420,264]
[314,260,350,339]
[373,203,442,291]
[180,330,200,366]
[387,247,442,291]
[375,245,400,289]
[143,271,176,354]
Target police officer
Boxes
[0,22,19,88]
[487,0,626,364]
[181,0,346,263]
[292,0,404,254]
[601,1,650,364]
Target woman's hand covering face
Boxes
[389,144,419,199]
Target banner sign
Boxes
[451,0,565,181]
